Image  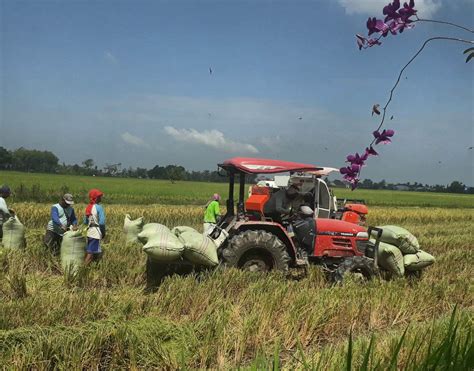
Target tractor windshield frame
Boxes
[218,157,322,221]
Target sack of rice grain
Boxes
[138,223,171,244]
[61,229,86,272]
[376,241,404,278]
[403,250,435,271]
[177,228,218,267]
[2,216,26,249]
[123,214,144,244]
[142,226,184,262]
[171,225,196,237]
[372,225,419,254]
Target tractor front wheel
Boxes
[222,230,290,273]
[330,256,377,284]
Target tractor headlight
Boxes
[356,231,369,239]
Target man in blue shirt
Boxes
[44,193,77,256]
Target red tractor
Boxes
[146,157,383,288]
[213,157,382,280]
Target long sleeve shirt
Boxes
[0,197,11,226]
[47,203,77,236]
[84,204,106,239]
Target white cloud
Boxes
[259,135,282,148]
[104,51,118,65]
[120,132,149,148]
[164,126,259,154]
[337,0,442,18]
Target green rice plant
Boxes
[2,170,473,207]
[0,176,472,369]
[5,267,28,299]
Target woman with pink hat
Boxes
[203,193,221,235]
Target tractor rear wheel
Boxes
[330,256,376,284]
[222,230,290,273]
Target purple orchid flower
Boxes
[399,0,417,22]
[373,129,395,144]
[350,178,360,190]
[365,146,379,157]
[356,34,382,49]
[367,17,390,37]
[388,19,403,35]
[340,165,360,190]
[383,0,401,22]
[366,17,378,35]
[346,152,369,166]
[367,38,382,47]
[389,18,415,34]
[340,164,361,182]
[376,19,390,36]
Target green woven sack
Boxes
[178,229,218,267]
[138,223,170,244]
[142,227,184,262]
[171,226,196,237]
[372,225,420,254]
[376,241,404,278]
[123,214,144,244]
[2,216,26,249]
[61,230,86,272]
[403,250,435,271]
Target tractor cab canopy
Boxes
[218,157,323,219]
[219,157,322,175]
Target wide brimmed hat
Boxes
[63,193,74,205]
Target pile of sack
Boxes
[371,225,435,278]
[124,215,219,268]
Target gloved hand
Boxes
[99,225,106,239]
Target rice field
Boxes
[2,170,474,207]
[0,174,473,369]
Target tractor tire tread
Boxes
[331,256,376,284]
[222,229,290,272]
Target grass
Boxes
[2,170,474,207]
[1,200,473,368]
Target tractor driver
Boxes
[263,184,301,223]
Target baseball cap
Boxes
[63,193,74,205]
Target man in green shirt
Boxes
[203,193,221,235]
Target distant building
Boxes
[393,184,410,191]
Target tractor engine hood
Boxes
[316,219,367,237]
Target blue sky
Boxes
[1,0,473,185]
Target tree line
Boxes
[0,146,248,183]
[329,178,473,194]
[0,146,471,193]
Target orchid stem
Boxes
[369,36,474,146]
[414,17,474,33]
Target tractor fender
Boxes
[233,220,298,260]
